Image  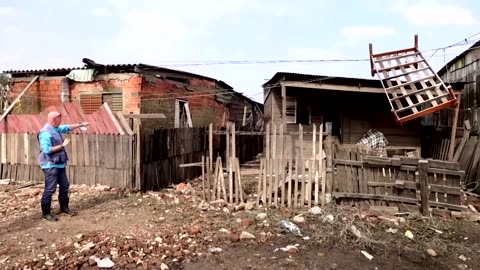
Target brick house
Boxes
[4,62,263,132]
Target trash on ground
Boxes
[278,220,302,236]
[404,230,414,239]
[361,250,373,260]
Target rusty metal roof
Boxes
[0,102,128,135]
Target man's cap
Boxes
[47,111,61,119]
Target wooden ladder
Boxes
[369,35,457,124]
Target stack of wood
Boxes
[450,120,480,193]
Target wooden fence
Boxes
[215,127,263,164]
[141,127,207,190]
[333,146,467,214]
[254,123,328,209]
[0,133,135,188]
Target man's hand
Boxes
[62,138,71,147]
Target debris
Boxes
[274,244,300,254]
[234,203,246,211]
[0,179,11,185]
[323,214,334,223]
[240,231,256,240]
[459,255,467,261]
[468,204,478,212]
[161,263,169,270]
[208,247,222,254]
[308,206,322,215]
[0,256,10,264]
[245,202,254,211]
[302,236,310,241]
[404,230,414,239]
[426,248,437,257]
[349,225,363,239]
[361,250,373,260]
[242,219,254,227]
[278,220,302,236]
[197,201,209,211]
[386,228,398,234]
[190,226,201,235]
[429,228,443,234]
[219,228,231,234]
[292,215,305,224]
[256,213,267,220]
[457,264,469,270]
[96,257,115,268]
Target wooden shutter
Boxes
[80,94,102,114]
[103,93,123,112]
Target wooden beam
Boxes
[0,75,39,122]
[123,113,166,119]
[115,112,134,135]
[283,81,386,94]
[448,96,461,161]
[179,162,203,168]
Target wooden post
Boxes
[201,156,205,201]
[418,159,430,216]
[209,123,213,172]
[242,106,247,127]
[133,119,142,191]
[206,157,211,202]
[312,124,317,206]
[448,96,460,161]
[319,121,325,206]
[299,124,304,208]
[324,135,333,203]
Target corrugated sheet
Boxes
[0,102,127,135]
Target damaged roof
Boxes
[263,71,466,92]
[3,62,233,88]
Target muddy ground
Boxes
[0,178,479,270]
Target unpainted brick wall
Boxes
[10,77,62,114]
[140,75,229,133]
[70,73,142,114]
[9,74,143,114]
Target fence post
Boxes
[418,159,430,216]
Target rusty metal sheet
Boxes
[0,102,126,134]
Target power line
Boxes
[157,37,480,68]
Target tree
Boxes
[0,73,11,113]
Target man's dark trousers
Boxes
[41,168,70,215]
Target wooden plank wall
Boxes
[141,127,207,190]
[332,147,467,213]
[0,133,134,188]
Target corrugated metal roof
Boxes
[0,102,128,135]
[3,63,233,88]
[262,71,466,92]
[262,72,383,88]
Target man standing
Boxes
[38,111,90,221]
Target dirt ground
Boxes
[1,177,480,270]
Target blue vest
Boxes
[38,124,69,167]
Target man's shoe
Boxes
[41,204,58,221]
[42,213,58,221]
[60,199,78,216]
[60,207,78,216]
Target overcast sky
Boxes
[1,0,479,102]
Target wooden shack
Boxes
[263,72,438,159]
